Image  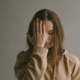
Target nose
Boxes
[45,34,50,43]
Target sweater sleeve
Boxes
[14,46,48,80]
[71,57,80,80]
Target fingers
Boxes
[33,17,45,35]
[36,18,43,34]
[27,18,46,47]
[33,18,39,36]
[33,20,36,36]
[36,18,39,34]
[27,33,32,43]
[42,23,45,34]
[39,20,42,34]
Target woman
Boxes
[14,9,80,80]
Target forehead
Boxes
[42,20,54,31]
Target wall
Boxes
[0,0,80,80]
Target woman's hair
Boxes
[26,9,64,66]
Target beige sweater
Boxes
[14,46,80,80]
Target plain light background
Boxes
[0,0,80,80]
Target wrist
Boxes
[36,45,44,48]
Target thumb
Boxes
[27,33,32,43]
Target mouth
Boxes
[45,43,50,46]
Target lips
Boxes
[45,43,50,45]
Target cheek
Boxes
[50,35,54,40]
[50,35,54,44]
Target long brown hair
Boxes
[26,9,64,66]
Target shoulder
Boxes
[63,49,80,69]
[63,50,80,79]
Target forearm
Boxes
[14,46,48,80]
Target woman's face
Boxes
[42,20,54,49]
